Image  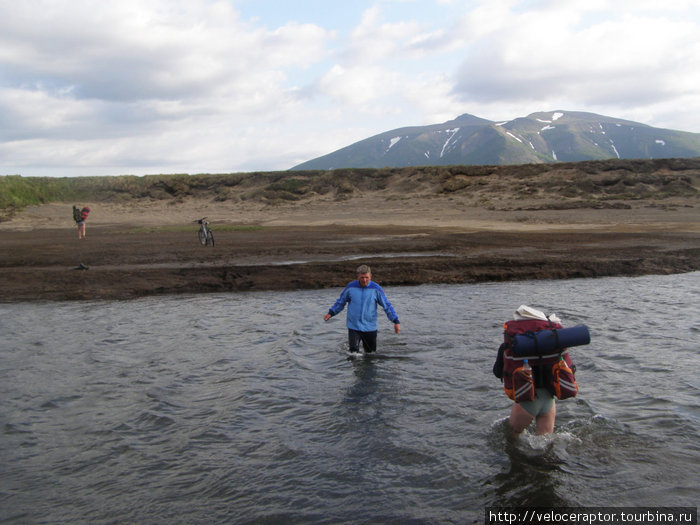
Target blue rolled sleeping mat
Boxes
[511,325,590,356]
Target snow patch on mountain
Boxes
[610,141,620,159]
[538,112,563,124]
[384,136,402,154]
[440,128,460,158]
[506,131,522,143]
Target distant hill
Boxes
[291,111,700,170]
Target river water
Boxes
[1,272,698,524]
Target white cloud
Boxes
[350,6,421,59]
[318,64,402,108]
[0,0,337,174]
[452,2,700,114]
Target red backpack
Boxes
[496,318,578,401]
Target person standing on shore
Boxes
[323,265,401,354]
[73,205,90,239]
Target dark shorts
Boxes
[348,329,377,353]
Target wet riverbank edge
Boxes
[1,226,699,302]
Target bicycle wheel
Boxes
[198,229,207,245]
[207,231,215,246]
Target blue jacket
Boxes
[328,280,399,332]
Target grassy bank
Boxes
[2,157,698,221]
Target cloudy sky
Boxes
[1,0,699,177]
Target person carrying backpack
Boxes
[493,305,587,436]
[73,205,91,239]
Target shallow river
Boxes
[1,272,698,523]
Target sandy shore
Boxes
[1,194,698,302]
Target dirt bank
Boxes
[2,157,698,301]
[1,211,698,302]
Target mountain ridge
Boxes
[291,110,700,170]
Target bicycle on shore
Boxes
[195,217,215,246]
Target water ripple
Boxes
[0,273,698,523]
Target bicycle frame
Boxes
[196,217,214,246]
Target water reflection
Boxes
[346,356,380,401]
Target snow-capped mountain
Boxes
[291,111,700,170]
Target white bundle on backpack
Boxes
[513,304,561,324]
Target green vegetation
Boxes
[0,175,90,210]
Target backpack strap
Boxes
[493,343,506,379]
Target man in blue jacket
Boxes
[323,265,401,353]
